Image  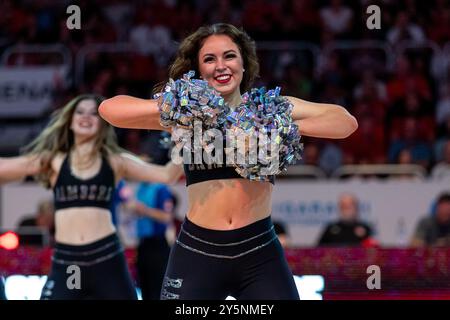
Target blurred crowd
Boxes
[0,0,450,177]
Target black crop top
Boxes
[53,155,115,210]
[182,142,275,186]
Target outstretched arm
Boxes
[113,153,183,185]
[287,96,358,139]
[99,95,170,131]
[0,155,41,184]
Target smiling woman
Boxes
[0,94,183,300]
[98,23,358,300]
[197,35,245,106]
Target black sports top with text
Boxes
[182,144,275,186]
[53,155,115,210]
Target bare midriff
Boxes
[54,207,115,245]
[186,178,273,230]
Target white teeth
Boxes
[216,75,231,81]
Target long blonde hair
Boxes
[23,94,125,188]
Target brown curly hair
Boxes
[153,23,259,95]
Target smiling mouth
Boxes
[79,122,92,128]
[214,74,232,84]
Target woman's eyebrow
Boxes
[202,49,237,58]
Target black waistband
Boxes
[52,233,123,266]
[177,216,277,259]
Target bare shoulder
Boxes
[51,152,66,173]
[107,152,138,179]
[107,153,122,171]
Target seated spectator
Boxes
[388,117,433,169]
[319,0,353,38]
[206,0,242,26]
[410,193,450,247]
[389,92,433,120]
[122,155,176,300]
[386,12,425,47]
[390,148,424,181]
[342,116,386,164]
[353,70,387,105]
[386,55,431,104]
[397,148,413,165]
[300,143,320,167]
[318,193,375,246]
[431,140,450,180]
[129,12,174,65]
[319,142,342,175]
[17,199,55,246]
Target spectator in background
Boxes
[241,0,279,40]
[124,155,176,300]
[319,142,342,175]
[318,193,374,246]
[281,64,313,101]
[165,193,182,247]
[431,140,450,180]
[388,117,433,169]
[169,1,203,40]
[129,6,174,66]
[386,12,425,47]
[110,179,131,228]
[102,0,134,41]
[301,143,320,167]
[319,0,353,38]
[410,193,450,247]
[386,55,431,105]
[353,70,387,105]
[343,116,386,164]
[17,198,55,246]
[316,52,346,90]
[206,0,242,26]
[397,148,413,165]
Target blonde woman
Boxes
[0,94,183,299]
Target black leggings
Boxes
[161,216,299,300]
[136,236,170,300]
[40,233,137,300]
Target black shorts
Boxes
[40,233,137,300]
[161,216,299,300]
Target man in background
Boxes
[410,192,450,247]
[17,199,55,246]
[318,193,375,246]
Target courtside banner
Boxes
[0,67,68,118]
[2,179,450,247]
